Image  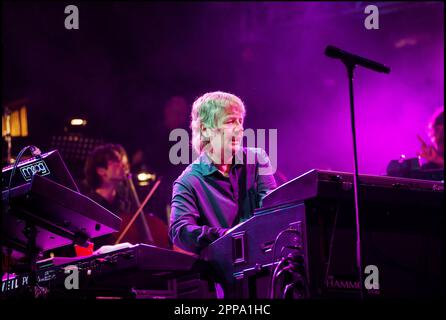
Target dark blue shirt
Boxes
[169,147,277,254]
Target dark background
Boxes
[2,2,444,192]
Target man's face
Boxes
[98,151,129,185]
[205,105,244,164]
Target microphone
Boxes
[325,45,390,74]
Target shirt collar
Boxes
[197,148,245,176]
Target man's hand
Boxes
[417,134,443,166]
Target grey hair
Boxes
[190,91,246,154]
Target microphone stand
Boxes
[326,46,390,300]
[344,61,365,300]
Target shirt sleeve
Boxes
[256,148,277,206]
[169,179,228,254]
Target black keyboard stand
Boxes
[23,221,38,298]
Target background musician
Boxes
[417,107,444,170]
[83,143,158,248]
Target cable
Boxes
[271,252,307,299]
[280,245,301,256]
[271,228,300,265]
[267,228,299,298]
[269,257,287,298]
[282,283,296,299]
